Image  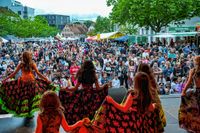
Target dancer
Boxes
[0,51,57,117]
[137,63,167,127]
[35,91,89,133]
[92,72,164,132]
[59,60,108,124]
[179,56,200,132]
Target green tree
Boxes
[73,22,81,25]
[83,20,95,28]
[87,30,97,36]
[119,24,138,35]
[107,0,200,33]
[0,7,21,36]
[0,10,59,37]
[94,16,114,33]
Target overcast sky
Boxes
[17,0,112,16]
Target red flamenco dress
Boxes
[179,72,200,132]
[59,83,108,125]
[0,67,58,117]
[179,88,200,132]
[90,92,164,133]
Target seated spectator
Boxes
[177,77,186,93]
[159,83,165,95]
[101,73,109,85]
[170,77,179,93]
[111,75,120,88]
[165,81,171,95]
[60,76,72,89]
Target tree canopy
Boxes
[107,0,200,33]
[94,16,114,33]
[119,24,138,35]
[0,7,59,37]
[87,16,114,36]
[83,20,95,28]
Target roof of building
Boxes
[62,24,88,35]
[38,14,70,17]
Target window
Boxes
[18,11,21,15]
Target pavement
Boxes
[160,94,187,133]
[0,90,187,133]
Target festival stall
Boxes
[154,32,199,38]
[154,33,175,38]
[97,31,124,40]
[86,36,97,41]
[66,37,79,41]
[54,33,66,42]
[196,24,200,32]
[154,32,200,45]
[114,35,148,45]
[114,35,129,42]
[0,37,8,43]
[3,35,19,43]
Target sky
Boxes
[17,0,112,17]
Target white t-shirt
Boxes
[112,78,120,88]
[171,82,178,92]
[142,52,149,58]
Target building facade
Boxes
[38,14,70,30]
[0,0,35,18]
[137,17,200,43]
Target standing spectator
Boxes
[69,61,80,86]
[116,61,128,89]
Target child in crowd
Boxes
[35,91,89,133]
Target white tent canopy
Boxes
[154,33,175,38]
[0,37,8,43]
[99,32,118,39]
[98,31,124,39]
[66,37,79,41]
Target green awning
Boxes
[169,26,196,32]
[172,32,199,37]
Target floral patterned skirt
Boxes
[92,99,164,133]
[179,89,200,132]
[123,90,167,128]
[59,86,108,125]
[0,79,58,117]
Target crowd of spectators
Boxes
[0,40,198,95]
